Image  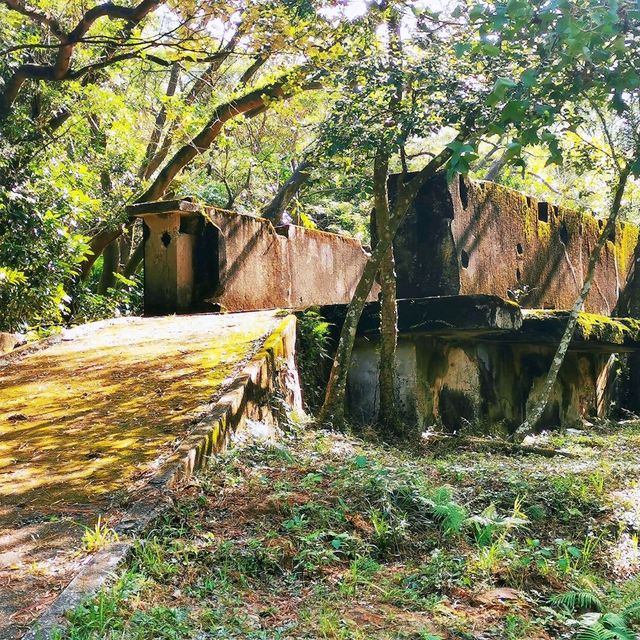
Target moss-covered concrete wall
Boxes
[347,335,618,433]
[392,173,640,316]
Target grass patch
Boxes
[55,422,640,639]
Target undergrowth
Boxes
[52,422,640,639]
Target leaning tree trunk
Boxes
[373,150,400,431]
[98,240,120,294]
[123,239,144,278]
[515,164,631,438]
[261,160,311,225]
[318,146,454,426]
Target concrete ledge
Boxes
[516,310,640,352]
[24,314,300,639]
[126,198,200,217]
[321,295,523,338]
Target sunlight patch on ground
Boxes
[0,312,279,512]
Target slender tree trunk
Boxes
[80,227,124,280]
[372,150,399,431]
[123,238,144,277]
[261,161,311,224]
[515,163,631,437]
[98,239,121,293]
[138,61,181,179]
[318,145,454,426]
[484,149,509,181]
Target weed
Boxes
[297,310,331,410]
[81,516,119,553]
[56,423,640,640]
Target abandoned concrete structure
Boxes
[129,199,377,314]
[324,296,640,432]
[348,174,640,431]
[131,172,640,431]
[389,173,639,314]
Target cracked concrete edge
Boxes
[24,314,299,640]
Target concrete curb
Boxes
[24,314,299,639]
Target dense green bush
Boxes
[0,188,88,331]
[296,309,332,410]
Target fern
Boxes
[576,617,637,640]
[622,599,640,622]
[428,487,467,534]
[549,589,603,612]
[570,603,640,640]
[576,621,618,640]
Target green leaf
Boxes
[487,77,517,106]
[521,68,537,88]
[469,4,485,20]
[454,42,471,59]
[354,455,368,468]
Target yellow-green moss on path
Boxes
[0,311,283,510]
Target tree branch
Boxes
[136,68,321,204]
[0,0,165,116]
[0,0,64,38]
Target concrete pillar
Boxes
[127,200,201,315]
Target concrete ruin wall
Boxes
[138,204,377,314]
[392,173,640,315]
[348,336,617,432]
[202,209,291,311]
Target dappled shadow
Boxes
[0,311,281,640]
[0,313,279,519]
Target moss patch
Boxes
[0,312,282,510]
[522,309,640,345]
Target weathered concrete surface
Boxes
[516,310,640,351]
[328,297,639,432]
[391,173,639,315]
[322,295,522,339]
[0,311,300,639]
[348,336,617,433]
[129,202,378,315]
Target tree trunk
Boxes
[80,227,125,280]
[138,61,181,179]
[515,163,631,438]
[261,161,311,224]
[318,145,454,426]
[123,238,144,278]
[484,149,509,182]
[98,239,121,294]
[372,150,399,431]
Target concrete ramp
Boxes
[0,311,299,639]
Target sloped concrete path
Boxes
[0,311,285,639]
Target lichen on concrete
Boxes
[522,309,640,347]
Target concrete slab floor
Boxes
[0,311,283,639]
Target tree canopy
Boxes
[1,0,639,333]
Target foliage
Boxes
[54,422,640,639]
[0,184,89,331]
[550,589,604,612]
[296,309,331,410]
[2,0,639,333]
[71,272,143,325]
